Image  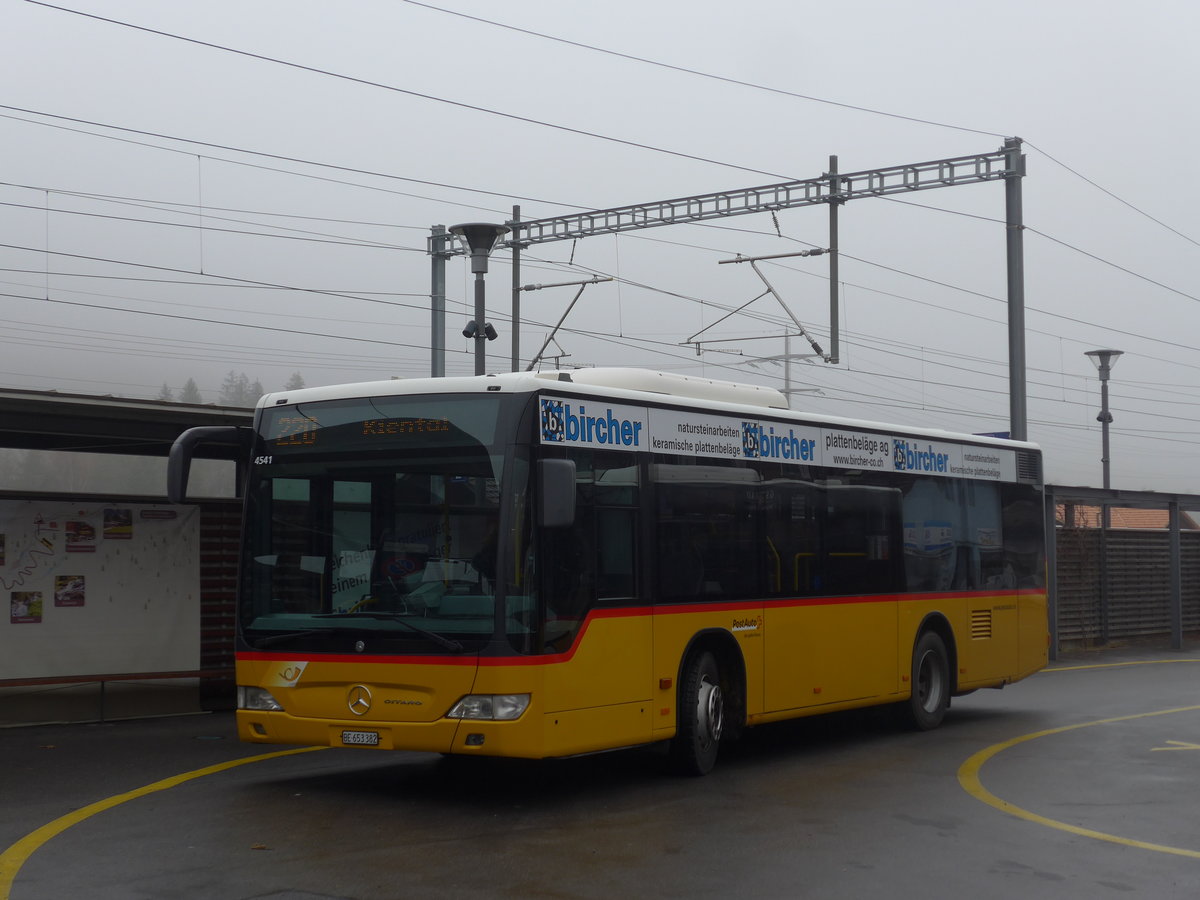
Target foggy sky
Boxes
[2,0,1198,493]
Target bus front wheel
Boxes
[904,631,950,730]
[671,650,724,776]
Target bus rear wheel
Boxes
[904,631,949,731]
[671,650,724,776]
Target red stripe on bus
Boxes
[238,589,1045,668]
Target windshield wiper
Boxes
[252,628,325,649]
[314,612,466,652]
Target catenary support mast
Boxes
[430,140,1027,438]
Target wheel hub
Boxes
[698,677,724,743]
[917,650,944,713]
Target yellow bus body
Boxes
[236,588,1046,759]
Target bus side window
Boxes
[596,507,636,598]
[1001,483,1046,589]
[825,482,903,596]
[653,462,760,602]
[542,449,639,650]
[759,472,821,597]
[657,523,705,599]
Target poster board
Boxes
[0,500,200,680]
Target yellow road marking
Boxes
[1152,739,1200,752]
[958,705,1200,859]
[1047,658,1200,673]
[0,746,325,899]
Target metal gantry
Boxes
[511,148,1013,244]
[430,139,1027,438]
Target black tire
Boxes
[670,650,724,776]
[904,631,950,731]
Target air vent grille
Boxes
[1016,450,1042,483]
[970,608,993,640]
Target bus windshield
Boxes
[240,393,531,654]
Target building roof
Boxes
[1056,503,1200,530]
[0,387,253,458]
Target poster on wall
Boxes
[103,508,132,540]
[0,501,200,679]
[10,591,42,624]
[54,575,85,607]
[66,520,97,553]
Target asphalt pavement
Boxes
[3,642,1200,900]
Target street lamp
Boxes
[1085,349,1123,490]
[449,222,510,376]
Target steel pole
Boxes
[1169,501,1183,650]
[1045,486,1058,661]
[1004,138,1028,442]
[1100,375,1112,490]
[510,205,521,372]
[430,225,448,377]
[1098,368,1111,639]
[473,268,486,376]
[828,155,840,365]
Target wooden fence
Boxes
[1055,527,1200,646]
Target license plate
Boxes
[341,730,380,746]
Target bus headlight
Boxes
[446,694,530,721]
[238,686,284,711]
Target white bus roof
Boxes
[259,368,1039,452]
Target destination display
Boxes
[257,394,504,457]
[538,395,1017,482]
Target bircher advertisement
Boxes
[538,394,1017,482]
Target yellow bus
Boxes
[170,368,1047,774]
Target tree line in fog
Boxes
[155,371,306,406]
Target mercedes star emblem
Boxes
[347,684,372,716]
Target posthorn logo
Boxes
[741,422,760,457]
[541,399,566,443]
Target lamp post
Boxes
[1085,349,1123,490]
[1085,347,1122,644]
[449,223,510,376]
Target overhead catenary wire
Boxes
[15,3,1196,281]
[7,3,1200,468]
[0,198,425,252]
[7,107,1197,368]
[395,0,1008,140]
[11,173,1200,373]
[0,108,574,214]
[17,3,797,182]
[27,2,1196,263]
[396,1,1200,256]
[525,247,1200,374]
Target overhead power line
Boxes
[529,247,1200,369]
[0,198,421,251]
[1026,227,1200,305]
[0,287,436,354]
[1024,141,1200,250]
[0,267,430,297]
[397,0,1008,139]
[22,1,795,181]
[395,1,1200,254]
[9,5,1200,440]
[0,106,558,215]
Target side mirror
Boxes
[538,459,576,528]
[168,426,252,502]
